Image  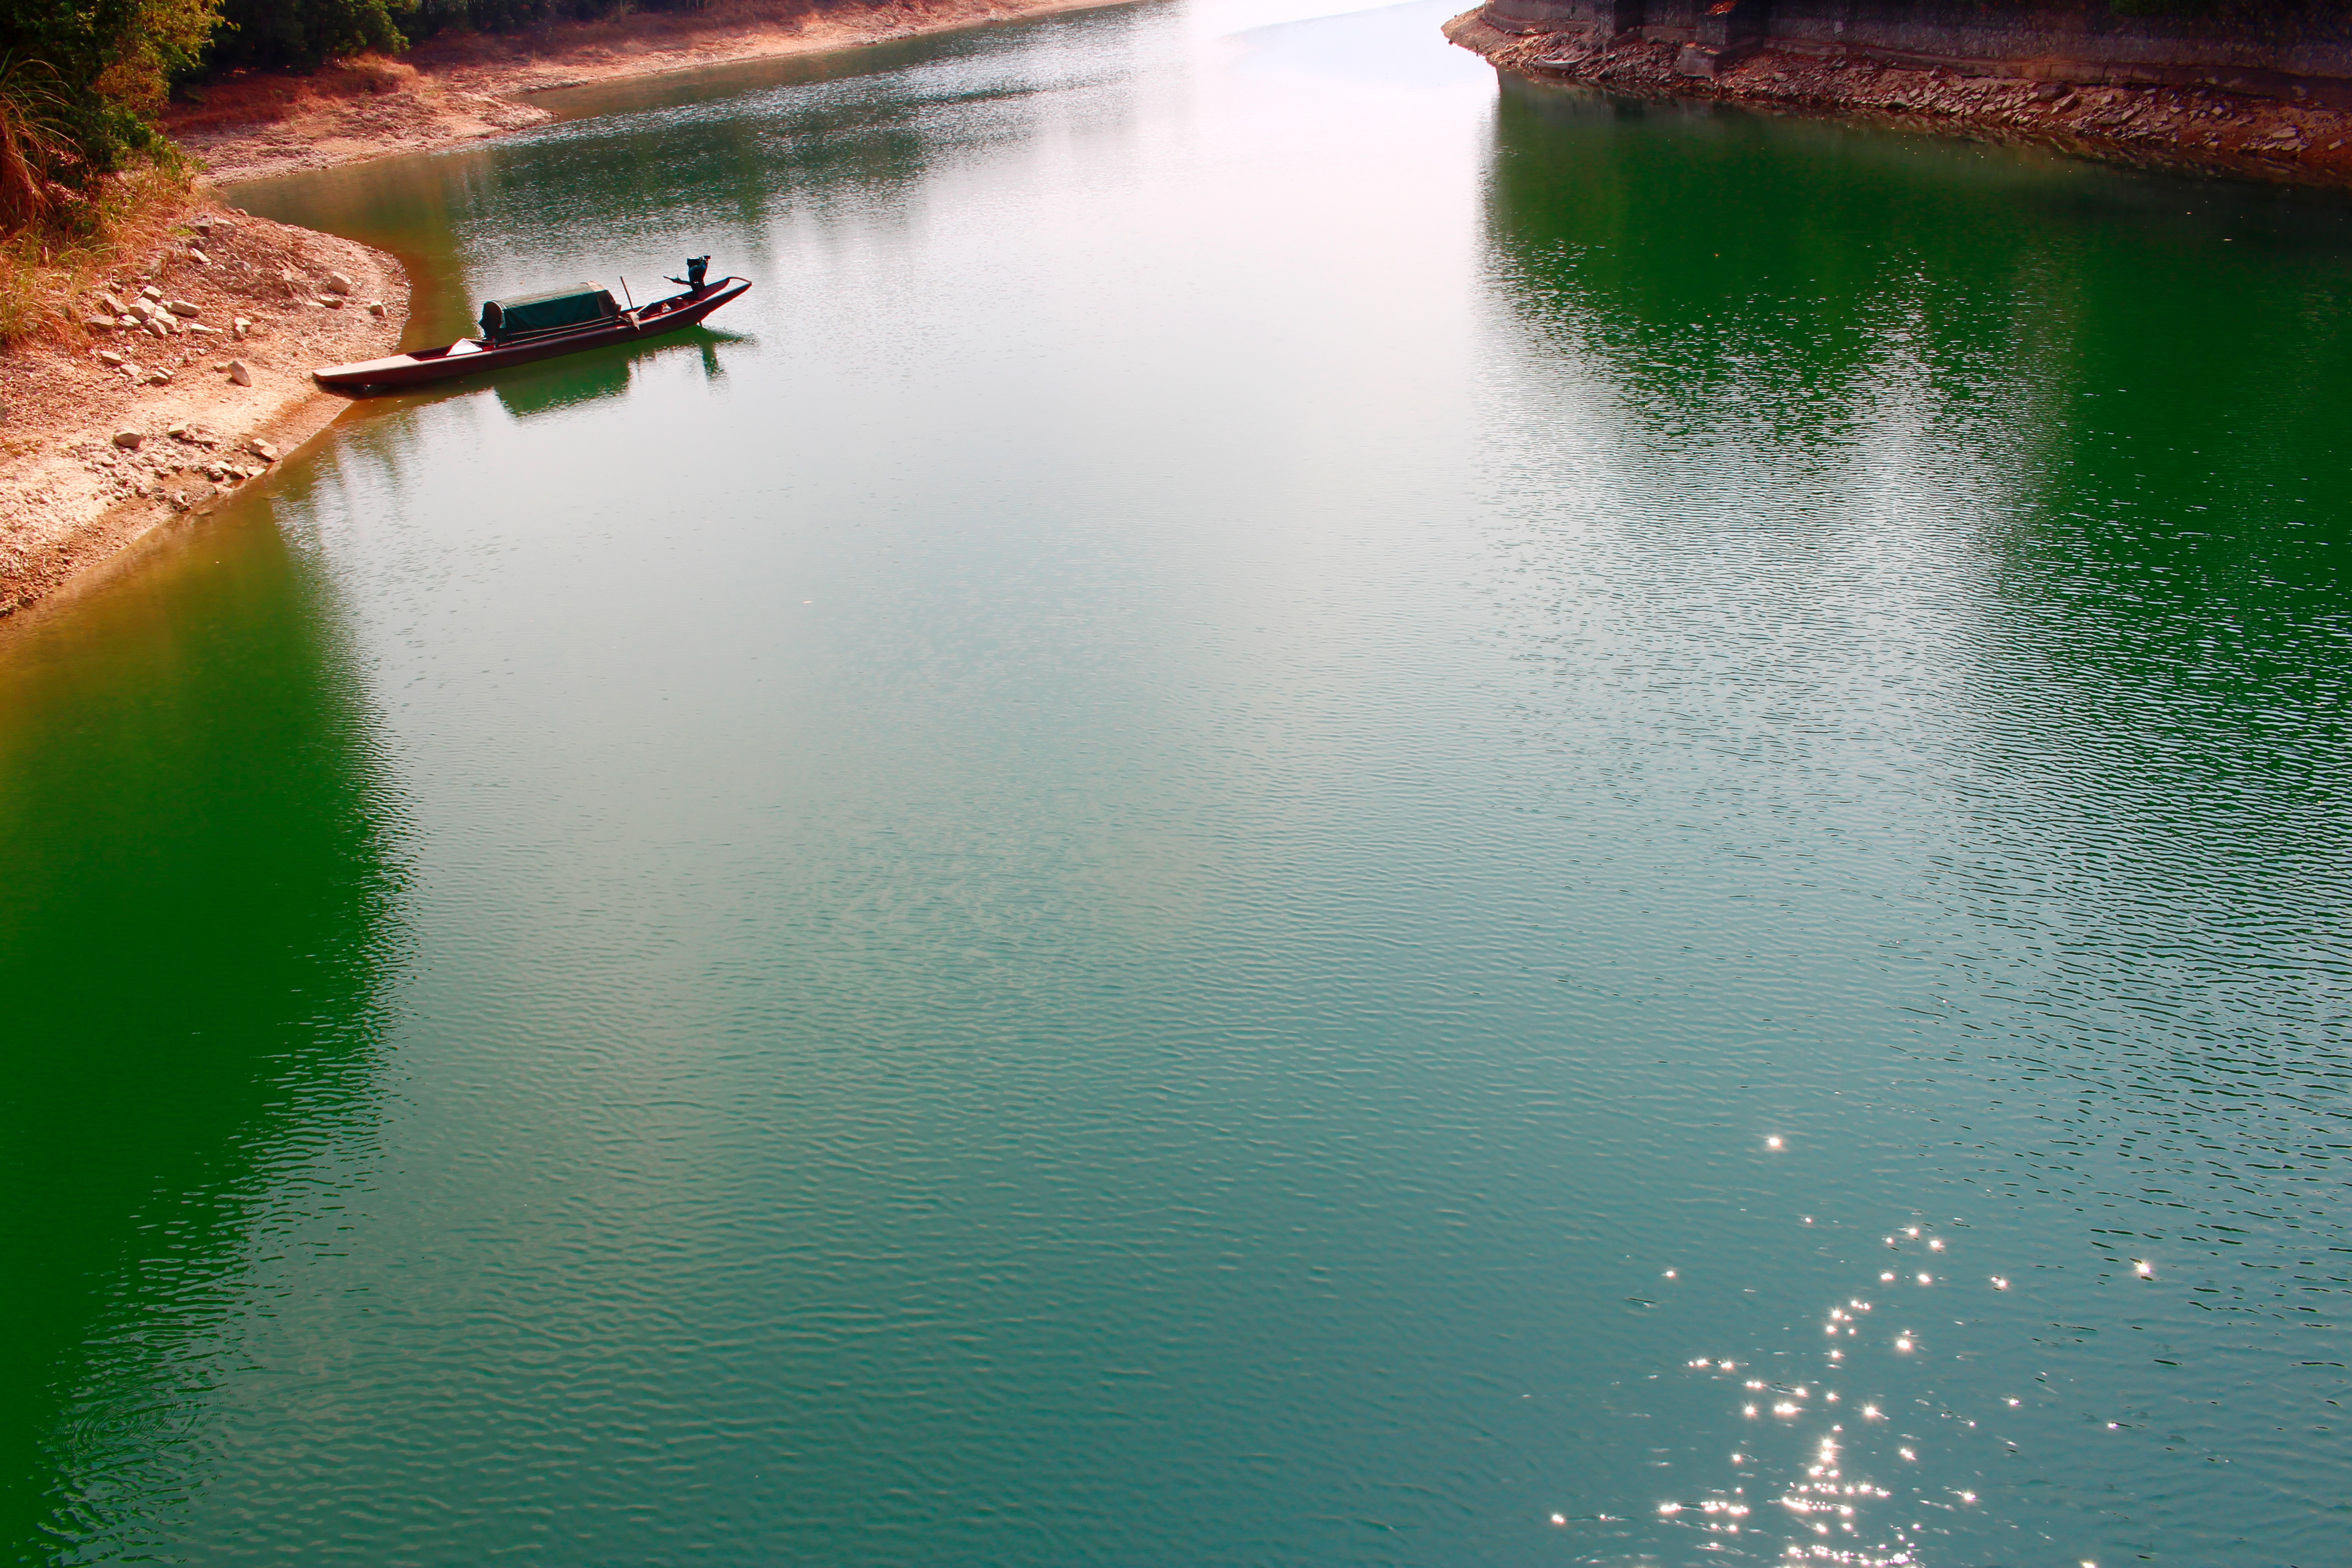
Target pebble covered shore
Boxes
[0,205,407,622]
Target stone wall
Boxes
[1476,0,2352,103]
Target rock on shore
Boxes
[0,204,408,621]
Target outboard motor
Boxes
[666,255,712,291]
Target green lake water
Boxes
[4,1,2348,1560]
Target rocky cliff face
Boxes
[1448,1,2352,182]
[1477,0,2352,103]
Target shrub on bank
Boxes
[0,0,214,233]
[207,0,409,71]
[203,0,715,69]
[201,0,710,72]
[409,0,709,38]
[0,154,191,345]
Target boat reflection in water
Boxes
[490,328,748,422]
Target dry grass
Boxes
[165,53,420,138]
[0,157,196,350]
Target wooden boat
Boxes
[312,275,751,394]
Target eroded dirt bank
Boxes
[1446,9,2352,185]
[167,0,1141,184]
[0,205,407,622]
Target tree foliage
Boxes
[0,0,215,235]
[199,0,705,69]
[208,0,411,71]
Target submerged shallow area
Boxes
[3,1,2347,1562]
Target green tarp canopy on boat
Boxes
[480,284,618,340]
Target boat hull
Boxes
[313,277,751,394]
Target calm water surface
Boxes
[4,1,2348,1561]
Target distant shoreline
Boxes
[168,0,1148,186]
[1445,8,2352,189]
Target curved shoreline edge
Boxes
[1,0,1141,633]
[171,0,1147,185]
[0,212,413,633]
[1444,7,2352,186]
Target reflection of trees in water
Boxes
[499,10,1141,285]
[1480,76,2352,1539]
[1904,197,2352,1322]
[499,44,1131,260]
[1484,73,2352,549]
[1480,66,2352,776]
[0,519,409,1562]
[1482,75,2087,459]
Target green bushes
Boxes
[198,0,712,69]
[0,0,213,240]
[207,0,411,71]
[410,0,710,39]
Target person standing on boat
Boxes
[667,256,711,293]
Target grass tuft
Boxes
[0,156,195,351]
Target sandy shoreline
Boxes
[2,0,1137,628]
[0,207,410,624]
[1446,10,2352,187]
[167,0,1142,185]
